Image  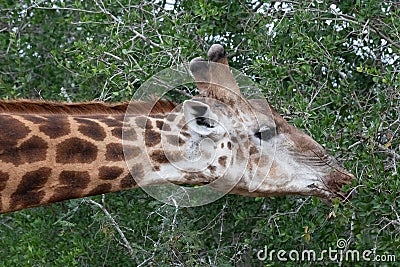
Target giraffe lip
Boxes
[323,168,356,201]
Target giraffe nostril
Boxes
[307,183,317,189]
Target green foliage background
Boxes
[0,1,399,266]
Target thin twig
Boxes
[93,0,163,49]
[357,135,400,160]
[33,6,101,14]
[129,27,163,49]
[87,199,134,255]
[93,0,121,23]
[213,202,226,265]
[267,197,310,224]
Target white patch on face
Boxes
[244,132,328,195]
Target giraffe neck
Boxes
[0,100,202,214]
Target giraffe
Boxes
[0,44,354,214]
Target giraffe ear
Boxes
[183,100,218,136]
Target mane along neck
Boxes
[0,99,176,115]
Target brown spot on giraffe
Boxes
[120,128,137,141]
[105,143,124,161]
[0,115,30,147]
[75,117,106,141]
[124,145,141,160]
[10,167,52,209]
[218,156,228,168]
[176,118,188,130]
[111,127,123,139]
[135,116,147,129]
[151,150,169,164]
[120,174,137,189]
[99,166,124,180]
[249,146,259,155]
[39,115,70,139]
[145,129,161,147]
[162,123,171,131]
[155,119,171,131]
[18,136,48,164]
[130,164,145,178]
[49,170,90,202]
[166,114,177,122]
[145,119,153,129]
[156,120,164,130]
[56,137,98,163]
[0,135,48,166]
[165,135,185,146]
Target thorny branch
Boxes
[87,197,134,256]
[213,202,226,266]
[372,205,400,267]
[93,0,163,49]
[350,135,400,161]
[267,197,310,235]
[137,203,180,266]
[31,6,101,14]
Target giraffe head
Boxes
[176,44,355,200]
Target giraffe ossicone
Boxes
[0,44,355,213]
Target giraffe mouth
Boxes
[318,168,356,201]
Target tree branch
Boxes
[87,198,134,255]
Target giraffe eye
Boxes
[196,116,215,128]
[254,126,276,141]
